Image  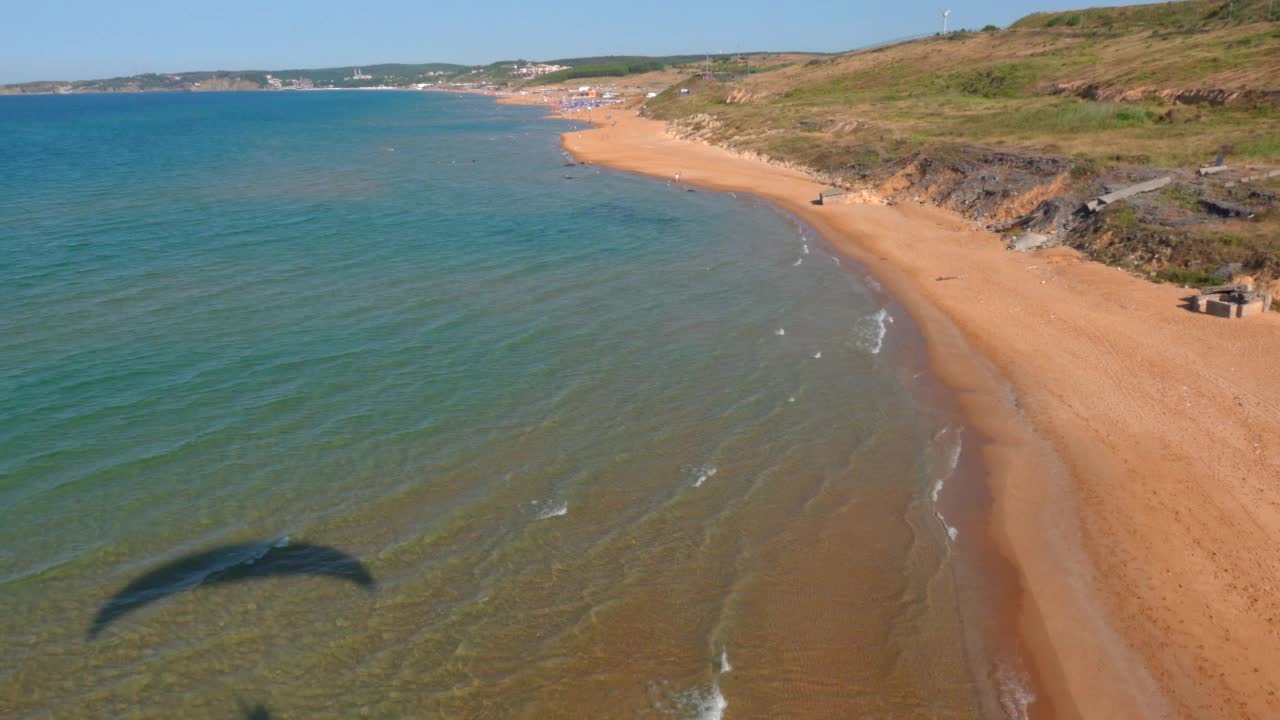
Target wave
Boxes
[683,684,728,720]
[534,502,568,520]
[930,426,964,544]
[693,466,718,488]
[718,649,732,674]
[855,308,894,355]
[995,662,1036,720]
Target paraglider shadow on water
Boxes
[88,538,374,640]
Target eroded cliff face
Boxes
[1051,82,1280,108]
[661,112,1279,289]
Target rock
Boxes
[1212,263,1244,281]
[1199,198,1256,219]
[1229,274,1256,292]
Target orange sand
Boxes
[557,109,1280,719]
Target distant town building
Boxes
[513,63,571,78]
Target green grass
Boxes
[532,60,665,85]
[1106,203,1141,231]
[948,62,1044,98]
[1160,183,1203,212]
[1156,268,1220,286]
[1013,0,1277,30]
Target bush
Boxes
[952,62,1038,98]
[982,24,1000,31]
[1156,268,1218,287]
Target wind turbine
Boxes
[942,9,952,34]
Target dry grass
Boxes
[645,15,1280,168]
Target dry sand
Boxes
[555,109,1280,719]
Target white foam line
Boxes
[996,662,1036,720]
[535,502,568,520]
[689,684,727,720]
[693,466,718,488]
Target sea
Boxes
[0,90,1013,718]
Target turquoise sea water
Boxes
[1,91,987,718]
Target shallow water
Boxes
[1,90,981,718]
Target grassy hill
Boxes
[642,0,1280,289]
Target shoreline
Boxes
[551,104,1135,719]
[545,99,1280,719]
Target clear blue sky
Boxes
[2,0,1090,83]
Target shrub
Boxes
[1155,268,1218,287]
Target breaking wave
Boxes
[692,466,718,488]
[855,308,894,354]
[995,662,1035,720]
[684,684,727,720]
[534,501,568,520]
[930,426,964,544]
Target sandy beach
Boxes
[554,107,1280,719]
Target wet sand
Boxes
[555,108,1280,719]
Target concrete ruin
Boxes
[816,187,850,205]
[1085,176,1173,213]
[1190,284,1273,319]
[1008,232,1051,251]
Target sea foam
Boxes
[535,502,568,520]
[996,662,1036,720]
[856,308,894,355]
[930,426,964,544]
[693,466,718,488]
[683,684,728,720]
[718,649,732,674]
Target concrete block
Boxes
[1238,299,1267,317]
[1204,299,1235,318]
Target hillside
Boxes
[0,54,806,95]
[642,0,1280,291]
